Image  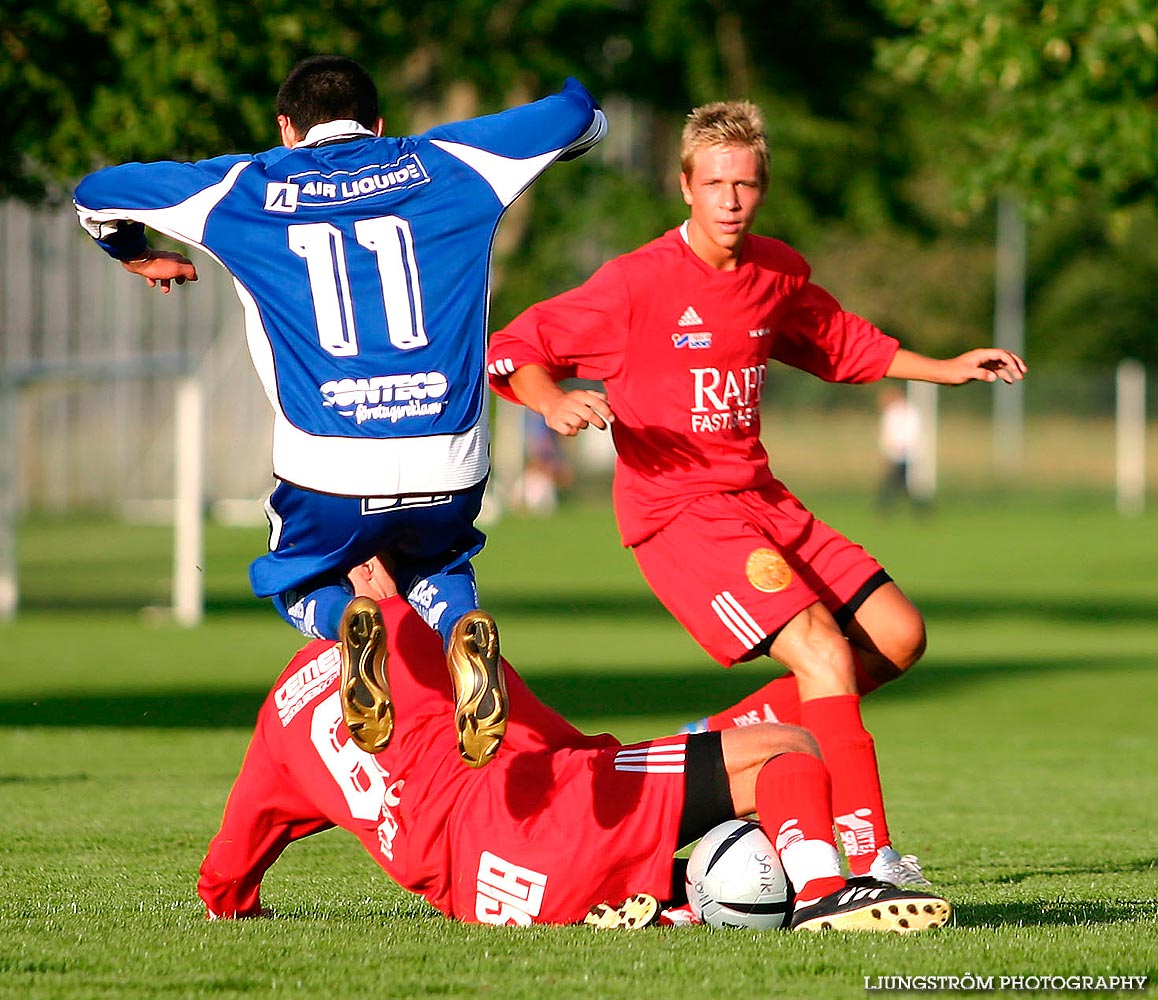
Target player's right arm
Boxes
[118,248,198,293]
[197,722,333,919]
[73,154,251,292]
[508,365,613,436]
[487,259,629,435]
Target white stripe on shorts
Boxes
[711,590,765,648]
[614,744,686,774]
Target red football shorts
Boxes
[448,736,690,924]
[631,481,887,666]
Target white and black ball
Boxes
[685,819,793,929]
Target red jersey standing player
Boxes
[198,554,951,932]
[486,101,1026,886]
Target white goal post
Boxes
[0,358,205,625]
[0,386,17,620]
[172,376,205,625]
[1116,359,1147,517]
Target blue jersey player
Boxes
[74,56,606,768]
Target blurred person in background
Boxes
[876,386,926,515]
[487,99,1025,883]
[516,410,571,516]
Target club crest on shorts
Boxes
[745,547,793,593]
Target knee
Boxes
[849,584,929,679]
[882,610,927,673]
[770,724,821,760]
[790,628,859,689]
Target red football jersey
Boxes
[198,597,688,924]
[488,226,899,546]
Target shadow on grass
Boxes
[957,895,1157,928]
[14,589,1158,626]
[0,653,1136,730]
[0,773,93,785]
[914,593,1158,626]
[992,856,1158,884]
[523,653,1139,718]
[16,594,275,616]
[15,591,675,618]
[0,691,268,729]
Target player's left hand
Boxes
[121,249,199,293]
[947,348,1027,385]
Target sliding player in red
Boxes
[487,100,1025,885]
[198,554,951,932]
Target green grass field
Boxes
[1,495,1155,998]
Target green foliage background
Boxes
[2,0,1154,363]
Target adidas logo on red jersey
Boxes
[677,305,703,327]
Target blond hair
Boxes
[680,101,769,191]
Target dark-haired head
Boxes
[276,55,379,134]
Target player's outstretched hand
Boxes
[121,249,199,293]
[544,388,615,436]
[945,348,1027,385]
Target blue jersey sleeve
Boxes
[74,154,255,255]
[423,78,605,165]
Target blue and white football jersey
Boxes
[75,78,605,497]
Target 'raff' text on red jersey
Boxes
[487,226,900,546]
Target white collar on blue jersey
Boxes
[298,120,377,147]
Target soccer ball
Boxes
[684,819,793,929]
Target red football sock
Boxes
[706,675,801,730]
[704,655,886,733]
[754,752,844,906]
[799,694,890,876]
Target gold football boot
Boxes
[339,597,394,754]
[446,610,508,768]
[583,894,661,930]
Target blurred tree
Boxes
[595,0,929,243]
[495,0,939,317]
[1027,200,1158,365]
[874,0,1158,216]
[1,0,922,242]
[5,0,1150,362]
[874,1,1158,365]
[0,0,401,200]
